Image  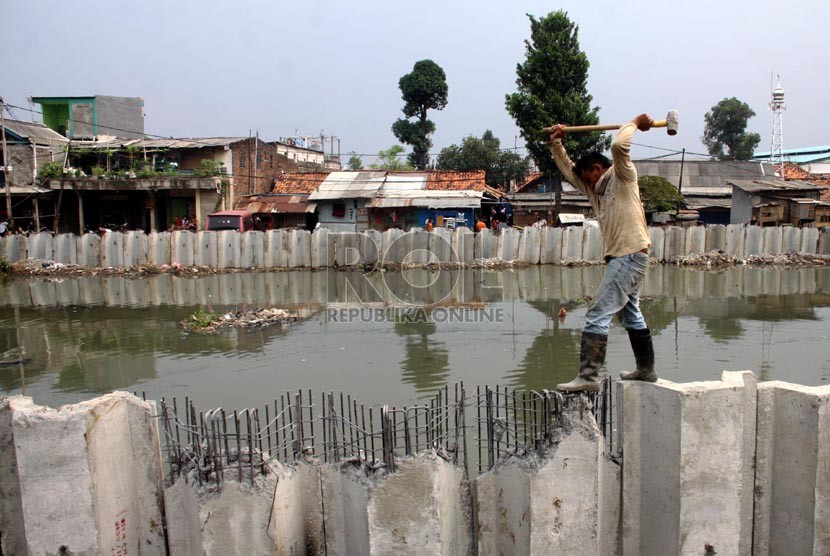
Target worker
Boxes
[547,114,657,392]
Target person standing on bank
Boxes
[548,114,658,392]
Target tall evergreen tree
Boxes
[505,11,609,177]
[392,60,449,170]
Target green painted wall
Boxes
[41,104,70,136]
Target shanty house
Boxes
[366,171,492,230]
[308,172,384,232]
[0,119,69,230]
[729,178,824,226]
[44,136,297,233]
[236,172,326,230]
[305,170,494,232]
[513,161,779,226]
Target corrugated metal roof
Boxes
[237,194,312,213]
[728,178,823,193]
[70,137,247,150]
[382,173,427,191]
[754,145,830,164]
[309,171,387,200]
[366,190,484,208]
[1,120,69,144]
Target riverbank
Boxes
[4,249,829,278]
[1,225,828,276]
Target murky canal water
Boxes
[1,265,829,410]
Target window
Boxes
[332,203,346,218]
[239,151,246,168]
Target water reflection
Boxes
[0,265,828,408]
[395,319,450,392]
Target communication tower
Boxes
[769,76,786,176]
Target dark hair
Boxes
[574,152,611,175]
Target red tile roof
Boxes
[271,172,329,194]
[782,163,830,202]
[516,172,544,193]
[424,170,487,191]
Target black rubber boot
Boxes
[557,331,607,392]
[620,328,658,382]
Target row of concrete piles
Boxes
[3,224,830,270]
[2,371,829,555]
[2,263,828,311]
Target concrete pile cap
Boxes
[630,370,755,392]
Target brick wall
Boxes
[230,139,299,205]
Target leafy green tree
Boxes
[437,130,531,189]
[370,145,412,171]
[505,11,609,177]
[392,60,449,170]
[702,97,762,160]
[347,152,364,171]
[637,175,684,212]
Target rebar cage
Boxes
[146,377,615,487]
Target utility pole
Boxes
[0,97,14,228]
[677,148,686,214]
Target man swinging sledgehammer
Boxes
[546,112,678,392]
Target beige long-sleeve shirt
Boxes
[550,123,650,259]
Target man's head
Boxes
[575,152,611,187]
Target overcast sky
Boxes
[3,0,826,162]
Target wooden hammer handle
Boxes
[542,120,668,134]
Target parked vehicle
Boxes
[206,210,254,232]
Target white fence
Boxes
[2,225,829,270]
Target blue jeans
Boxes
[584,252,649,335]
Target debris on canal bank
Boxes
[670,250,830,268]
[5,250,830,278]
[180,307,300,334]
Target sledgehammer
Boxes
[543,110,679,136]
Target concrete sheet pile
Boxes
[474,229,497,260]
[540,227,563,264]
[4,224,829,271]
[148,231,171,266]
[452,227,475,264]
[270,454,471,556]
[704,224,726,252]
[55,232,78,265]
[194,230,218,268]
[753,382,830,556]
[0,392,166,556]
[619,371,758,556]
[473,400,616,556]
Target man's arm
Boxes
[612,114,653,183]
[547,126,593,196]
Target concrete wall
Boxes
[96,95,145,139]
[0,392,165,555]
[3,374,830,554]
[3,225,828,270]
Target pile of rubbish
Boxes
[180,308,300,335]
[670,251,830,268]
[8,259,231,277]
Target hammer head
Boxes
[666,110,679,136]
